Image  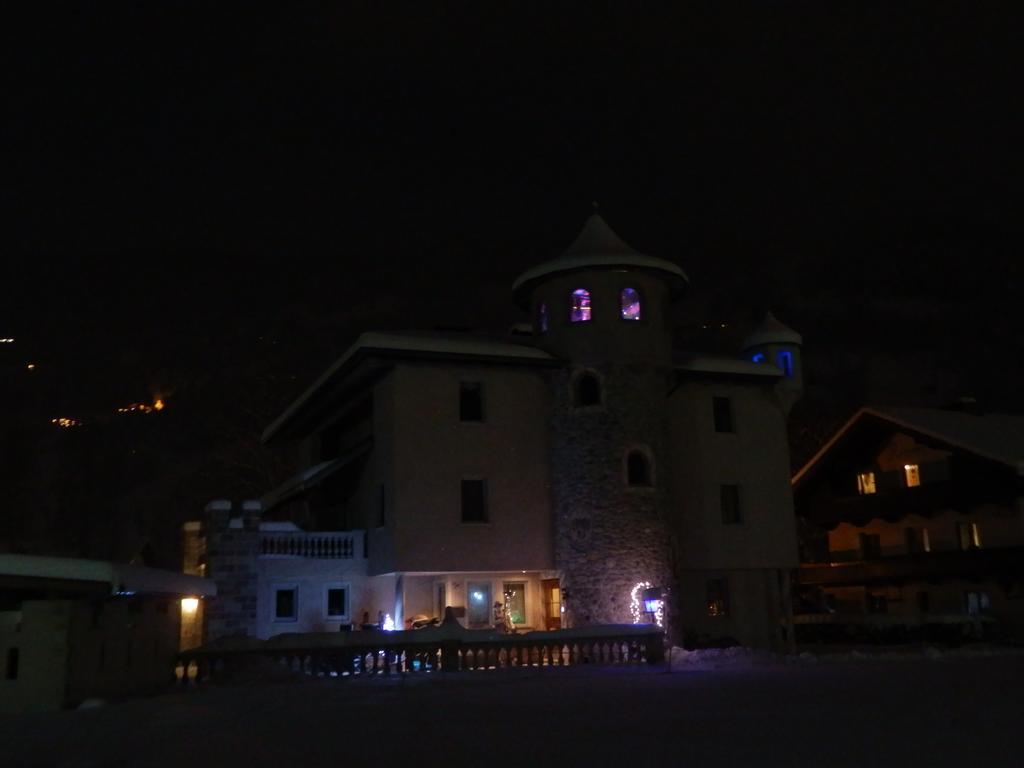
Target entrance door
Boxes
[466,581,492,627]
[541,578,561,630]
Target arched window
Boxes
[570,289,592,323]
[627,450,652,487]
[576,372,601,407]
[776,350,794,377]
[538,302,549,333]
[620,287,641,320]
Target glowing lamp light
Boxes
[181,597,199,614]
[472,591,485,602]
[382,613,395,631]
[26,363,36,370]
[153,397,165,411]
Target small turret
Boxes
[742,312,803,415]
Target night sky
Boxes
[2,4,1021,559]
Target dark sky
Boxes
[3,2,1022,417]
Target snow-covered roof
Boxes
[261,438,372,510]
[742,312,803,349]
[793,406,1024,484]
[512,214,689,306]
[675,355,784,378]
[263,331,556,443]
[0,554,216,597]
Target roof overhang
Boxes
[261,438,373,511]
[0,554,216,597]
[263,332,559,444]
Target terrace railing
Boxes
[176,621,664,685]
[259,531,359,559]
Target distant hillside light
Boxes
[154,397,165,411]
[0,338,13,343]
[26,363,35,370]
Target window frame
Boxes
[573,370,603,409]
[568,288,593,324]
[459,381,485,423]
[273,584,299,623]
[720,484,742,525]
[712,396,734,434]
[706,578,730,617]
[460,477,489,524]
[619,286,643,322]
[323,582,351,622]
[625,448,654,487]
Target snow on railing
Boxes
[259,531,359,559]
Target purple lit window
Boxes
[570,289,592,323]
[621,287,641,320]
[538,302,549,333]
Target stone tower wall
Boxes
[549,363,676,626]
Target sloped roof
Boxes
[511,214,688,306]
[263,331,557,444]
[793,406,1024,485]
[674,355,784,379]
[742,312,803,349]
[0,554,216,597]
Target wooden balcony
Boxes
[798,546,1024,587]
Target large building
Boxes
[191,215,802,649]
[792,406,1024,641]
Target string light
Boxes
[51,417,83,428]
[630,580,665,628]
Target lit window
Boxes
[538,302,549,333]
[776,350,794,377]
[570,289,592,323]
[575,372,601,407]
[461,479,487,523]
[957,521,981,550]
[751,352,766,364]
[459,382,484,422]
[620,287,641,320]
[325,586,349,620]
[626,450,652,487]
[503,582,526,626]
[720,485,741,524]
[857,472,877,495]
[922,528,931,552]
[274,588,297,621]
[965,591,991,616]
[904,464,921,488]
[467,581,492,627]
[706,579,729,617]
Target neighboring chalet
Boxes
[792,406,1024,640]
[189,215,803,650]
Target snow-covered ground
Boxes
[3,649,1024,767]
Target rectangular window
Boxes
[720,484,741,524]
[867,593,888,614]
[5,648,17,680]
[461,479,488,523]
[859,533,881,560]
[904,464,921,487]
[965,591,991,616]
[503,582,527,626]
[378,484,386,527]
[706,578,729,617]
[958,521,981,550]
[857,472,877,495]
[917,591,930,614]
[712,397,734,433]
[325,586,349,619]
[459,382,484,422]
[922,527,931,552]
[275,588,297,621]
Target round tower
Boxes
[741,311,804,415]
[512,214,688,628]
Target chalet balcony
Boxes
[804,481,959,528]
[798,545,1024,587]
[259,530,363,559]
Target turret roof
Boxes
[742,311,803,349]
[512,214,688,306]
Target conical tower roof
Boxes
[742,311,803,349]
[512,214,689,307]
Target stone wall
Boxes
[549,363,676,627]
[202,500,261,641]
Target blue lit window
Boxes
[776,350,794,377]
[751,352,766,364]
[570,289,592,323]
[620,287,641,321]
